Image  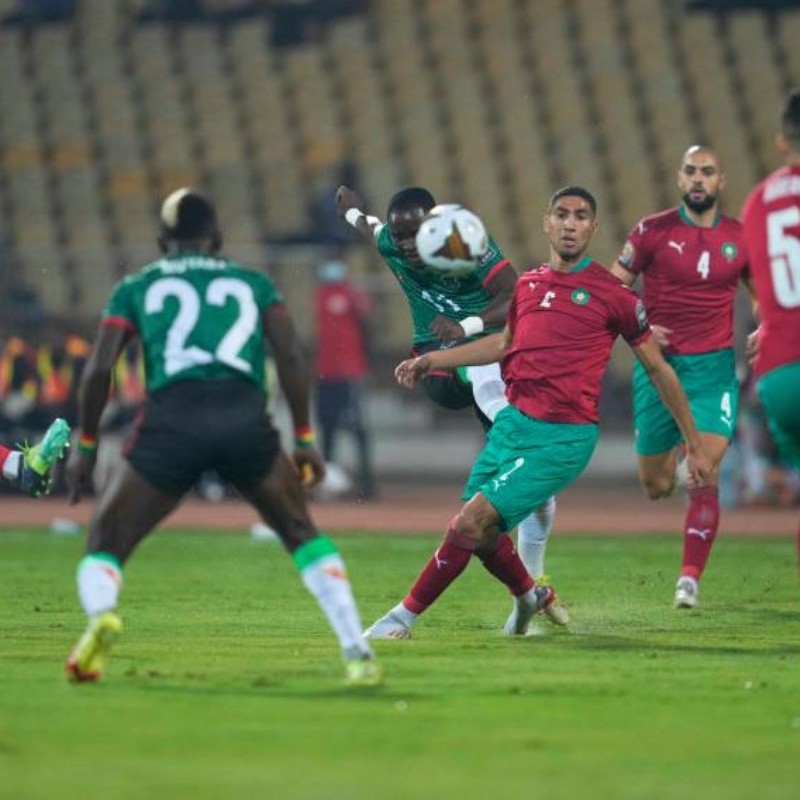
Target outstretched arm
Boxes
[334,185,383,245]
[396,329,510,388]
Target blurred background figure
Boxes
[314,248,376,501]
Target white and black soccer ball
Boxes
[415,204,488,276]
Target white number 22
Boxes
[767,207,800,308]
[145,277,259,376]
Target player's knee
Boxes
[641,473,674,500]
[445,511,487,550]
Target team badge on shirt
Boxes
[721,242,738,262]
[571,288,590,305]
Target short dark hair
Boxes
[386,186,436,217]
[160,188,218,242]
[548,185,597,216]
[781,89,800,148]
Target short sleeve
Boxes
[615,290,651,346]
[102,278,138,334]
[475,235,511,285]
[254,272,285,310]
[617,218,656,275]
[506,280,521,336]
[376,225,396,258]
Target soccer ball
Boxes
[415,204,488,275]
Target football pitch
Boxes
[1,528,799,800]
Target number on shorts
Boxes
[721,391,732,420]
[767,208,800,308]
[696,250,710,280]
[145,276,259,376]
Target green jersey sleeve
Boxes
[376,225,397,259]
[103,277,139,331]
[474,235,510,283]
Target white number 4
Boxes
[696,250,710,280]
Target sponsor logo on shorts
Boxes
[491,457,525,491]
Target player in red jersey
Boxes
[611,146,752,609]
[741,89,800,569]
[363,187,711,638]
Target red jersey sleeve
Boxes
[613,288,651,346]
[617,218,659,276]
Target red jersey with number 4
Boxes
[741,165,800,378]
[617,207,749,356]
[502,259,651,425]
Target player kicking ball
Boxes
[367,186,711,638]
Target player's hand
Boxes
[395,355,433,388]
[684,443,713,489]
[746,326,761,366]
[650,325,673,349]
[430,315,464,344]
[294,447,326,489]
[334,185,364,218]
[65,448,96,505]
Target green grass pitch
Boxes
[1,528,799,800]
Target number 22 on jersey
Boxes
[145,276,259,376]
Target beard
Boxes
[682,191,717,214]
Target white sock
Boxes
[517,496,557,578]
[77,554,123,617]
[2,451,21,481]
[466,363,507,423]
[392,602,418,627]
[299,553,373,660]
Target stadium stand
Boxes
[0,0,798,334]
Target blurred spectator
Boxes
[3,0,75,25]
[314,249,376,500]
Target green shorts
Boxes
[757,360,800,470]
[462,405,599,531]
[633,348,739,456]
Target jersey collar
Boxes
[678,204,721,228]
[568,256,593,274]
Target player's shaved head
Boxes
[781,89,800,150]
[387,187,436,217]
[678,146,724,215]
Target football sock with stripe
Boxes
[294,537,373,660]
[681,485,720,580]
[517,496,556,578]
[77,552,123,617]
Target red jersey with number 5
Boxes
[617,207,749,356]
[502,259,651,425]
[741,165,800,378]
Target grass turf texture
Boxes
[1,529,799,800]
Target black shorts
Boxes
[125,379,280,496]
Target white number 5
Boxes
[768,207,800,308]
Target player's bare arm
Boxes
[334,185,382,243]
[396,330,508,388]
[631,335,712,485]
[66,323,129,504]
[429,262,516,344]
[263,304,325,487]
[610,260,637,286]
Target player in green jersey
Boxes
[63,189,381,687]
[335,185,565,634]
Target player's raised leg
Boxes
[65,461,181,682]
